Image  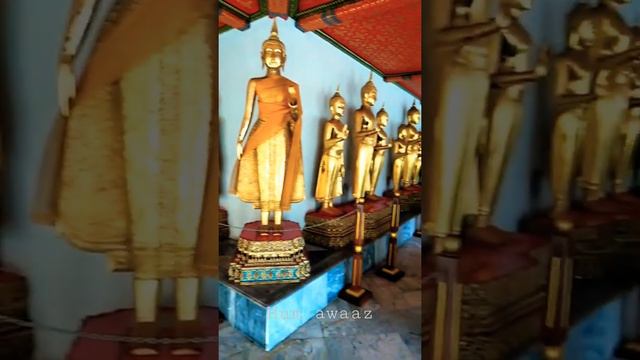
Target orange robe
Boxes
[230,77,305,211]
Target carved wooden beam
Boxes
[77,0,213,103]
[384,71,422,83]
[296,0,395,32]
[219,7,249,29]
[267,0,290,19]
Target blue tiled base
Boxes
[219,215,419,351]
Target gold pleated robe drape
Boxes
[230,78,305,211]
[35,17,217,279]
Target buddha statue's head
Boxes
[361,72,377,106]
[262,20,286,70]
[329,86,346,119]
[502,0,534,18]
[407,101,421,126]
[376,106,389,128]
[567,4,596,51]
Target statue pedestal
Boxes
[363,197,392,240]
[424,234,550,358]
[304,203,356,248]
[384,185,421,212]
[0,271,31,360]
[525,209,639,279]
[228,221,310,285]
[303,196,394,249]
[220,213,420,351]
[67,308,218,360]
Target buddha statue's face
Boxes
[569,19,596,50]
[377,113,389,127]
[330,99,346,119]
[263,46,285,69]
[408,112,420,125]
[363,89,377,106]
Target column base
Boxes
[375,266,405,282]
[338,286,372,307]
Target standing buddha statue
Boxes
[315,87,349,215]
[369,105,392,198]
[352,73,378,202]
[549,3,597,217]
[228,20,309,285]
[398,102,421,188]
[230,20,305,229]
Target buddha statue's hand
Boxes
[495,7,513,29]
[236,141,244,160]
[288,85,299,120]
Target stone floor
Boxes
[219,236,422,360]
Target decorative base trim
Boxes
[338,286,372,307]
[375,266,405,282]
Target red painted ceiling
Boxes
[218,0,422,98]
[297,0,336,12]
[223,0,260,15]
[320,0,421,75]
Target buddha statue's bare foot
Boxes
[465,225,513,246]
[170,320,203,356]
[271,223,284,235]
[366,193,382,201]
[128,322,160,356]
[319,206,344,216]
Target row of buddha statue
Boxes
[314,83,422,216]
[550,0,640,219]
[229,20,421,230]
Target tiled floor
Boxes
[219,236,422,360]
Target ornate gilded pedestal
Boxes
[228,221,310,285]
[67,308,218,360]
[363,197,392,240]
[384,186,421,213]
[303,203,355,248]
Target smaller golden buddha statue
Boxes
[550,4,598,217]
[315,87,349,215]
[412,130,422,186]
[352,73,379,202]
[369,106,392,199]
[399,102,421,188]
[392,130,408,197]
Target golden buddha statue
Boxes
[424,0,507,252]
[351,73,378,202]
[230,20,305,227]
[474,0,547,232]
[579,0,637,212]
[392,127,408,196]
[550,4,598,217]
[412,131,422,186]
[315,87,348,214]
[369,106,392,198]
[613,59,640,199]
[399,102,421,188]
[33,2,217,355]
